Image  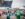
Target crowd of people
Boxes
[0,8,25,19]
[1,8,25,19]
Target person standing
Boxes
[23,9,25,19]
[6,11,10,19]
[16,8,21,19]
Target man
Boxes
[21,9,25,16]
[2,0,13,8]
[21,9,24,16]
[6,11,10,19]
[11,10,14,15]
[21,9,25,19]
[16,8,21,19]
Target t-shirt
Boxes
[16,10,21,15]
[11,11,14,13]
[4,0,13,1]
[7,13,10,16]
[16,10,21,17]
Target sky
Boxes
[12,0,25,9]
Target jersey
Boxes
[16,10,21,18]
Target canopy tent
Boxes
[0,10,7,14]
